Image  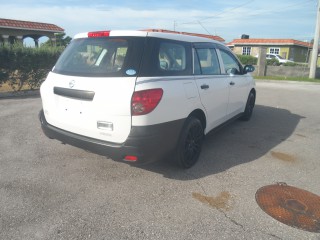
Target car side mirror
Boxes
[243,65,255,74]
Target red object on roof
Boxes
[142,29,225,42]
[0,18,64,32]
[227,38,312,48]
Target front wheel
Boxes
[240,91,255,121]
[176,116,204,168]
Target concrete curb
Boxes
[255,79,320,85]
[0,89,40,99]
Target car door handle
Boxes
[229,81,235,86]
[201,84,209,89]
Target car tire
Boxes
[176,116,204,168]
[240,91,255,121]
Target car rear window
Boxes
[53,37,144,77]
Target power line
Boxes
[173,0,316,39]
[181,0,255,25]
[179,0,314,26]
[197,0,256,22]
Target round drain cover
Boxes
[256,183,320,233]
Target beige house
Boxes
[227,38,312,63]
[0,18,64,47]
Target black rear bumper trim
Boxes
[39,110,185,164]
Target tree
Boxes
[41,33,72,48]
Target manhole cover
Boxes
[256,183,320,233]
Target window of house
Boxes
[242,47,251,55]
[269,48,280,55]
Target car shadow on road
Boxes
[137,105,304,180]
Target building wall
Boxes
[232,46,260,57]
[288,46,310,63]
[0,27,62,47]
[231,45,310,63]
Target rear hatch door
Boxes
[40,33,145,143]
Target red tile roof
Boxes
[227,38,312,48]
[0,18,64,32]
[142,29,225,42]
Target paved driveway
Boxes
[1,81,320,239]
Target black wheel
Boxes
[176,116,204,168]
[240,91,255,121]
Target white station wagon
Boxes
[39,30,255,168]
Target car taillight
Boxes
[124,156,138,162]
[131,89,163,116]
[88,31,110,38]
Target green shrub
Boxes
[0,44,64,90]
[0,70,8,87]
[237,55,258,65]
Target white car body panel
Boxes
[227,74,253,118]
[132,76,206,126]
[194,75,229,132]
[41,72,136,143]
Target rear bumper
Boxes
[39,110,184,164]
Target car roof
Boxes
[74,30,223,45]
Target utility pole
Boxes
[309,0,320,79]
[257,47,267,77]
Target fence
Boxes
[251,65,320,78]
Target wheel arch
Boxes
[188,109,206,130]
[250,88,256,97]
[249,88,256,102]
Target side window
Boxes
[194,48,220,75]
[139,38,192,77]
[220,50,242,75]
[159,42,186,71]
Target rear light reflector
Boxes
[124,156,138,162]
[88,31,110,38]
[131,89,163,116]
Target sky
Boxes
[0,0,317,44]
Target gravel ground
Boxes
[0,81,320,240]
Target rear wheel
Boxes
[240,91,255,121]
[176,116,204,168]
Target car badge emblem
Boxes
[69,80,75,88]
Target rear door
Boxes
[40,35,145,143]
[193,44,229,132]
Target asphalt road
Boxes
[1,81,320,240]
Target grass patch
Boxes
[254,76,320,83]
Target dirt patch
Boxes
[295,133,307,138]
[192,191,231,210]
[271,151,296,162]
